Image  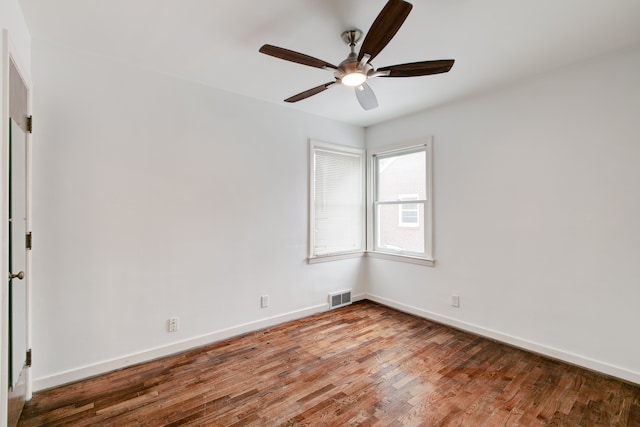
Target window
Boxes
[369,139,433,262]
[309,140,365,261]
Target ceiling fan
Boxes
[259,0,455,110]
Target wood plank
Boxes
[18,301,640,426]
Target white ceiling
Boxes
[19,0,640,127]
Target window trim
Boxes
[367,138,434,263]
[308,140,365,263]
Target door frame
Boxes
[1,28,33,424]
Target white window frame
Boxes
[308,140,365,264]
[367,138,434,266]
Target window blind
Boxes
[312,147,363,256]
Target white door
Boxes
[7,57,30,427]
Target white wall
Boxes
[366,46,640,383]
[30,40,366,389]
[0,0,31,70]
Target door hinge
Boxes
[26,232,33,250]
[26,349,32,367]
[26,115,33,133]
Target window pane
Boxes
[399,203,419,226]
[377,151,426,202]
[398,194,419,227]
[377,203,425,253]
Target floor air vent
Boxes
[329,290,352,309]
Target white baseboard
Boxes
[34,303,331,392]
[366,293,640,386]
[352,292,367,303]
[36,292,637,391]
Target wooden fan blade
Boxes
[260,44,337,70]
[378,59,455,77]
[358,0,413,62]
[355,83,378,110]
[284,82,337,103]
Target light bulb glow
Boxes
[341,72,367,87]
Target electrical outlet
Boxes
[168,317,179,332]
[261,295,269,308]
[451,295,460,308]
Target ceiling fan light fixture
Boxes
[341,71,367,87]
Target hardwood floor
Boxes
[19,301,640,426]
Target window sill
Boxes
[365,251,435,267]
[308,251,435,267]
[307,251,365,264]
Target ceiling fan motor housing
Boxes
[335,52,373,84]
